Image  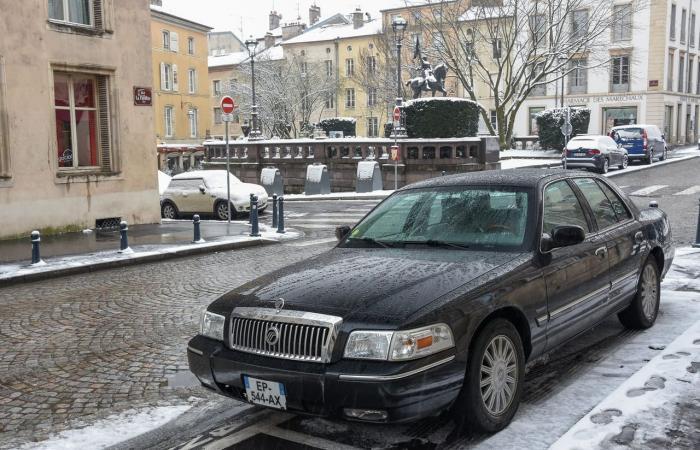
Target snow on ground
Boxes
[500,158,562,170]
[500,149,562,159]
[551,320,700,450]
[20,405,190,450]
[284,190,395,200]
[0,225,300,281]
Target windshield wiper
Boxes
[347,237,394,248]
[398,240,471,250]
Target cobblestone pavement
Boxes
[0,235,336,449]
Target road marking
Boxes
[629,185,668,196]
[287,238,338,247]
[673,185,700,196]
[289,218,362,223]
[288,224,348,229]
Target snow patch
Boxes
[158,171,172,195]
[357,161,378,180]
[306,165,327,183]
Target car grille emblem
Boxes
[265,325,280,346]
[274,298,285,312]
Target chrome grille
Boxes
[229,307,342,363]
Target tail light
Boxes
[587,149,600,155]
[643,130,648,149]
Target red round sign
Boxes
[221,96,236,114]
[393,106,401,122]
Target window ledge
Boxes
[55,170,122,184]
[47,20,111,37]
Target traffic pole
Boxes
[276,196,285,234]
[694,199,700,248]
[225,120,231,223]
[272,194,278,229]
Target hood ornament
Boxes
[274,298,285,312]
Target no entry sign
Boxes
[221,96,236,114]
[393,106,401,122]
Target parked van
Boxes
[610,125,667,164]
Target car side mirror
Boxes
[541,225,586,252]
[198,185,206,194]
[335,225,351,242]
[661,134,666,141]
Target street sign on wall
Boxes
[221,96,236,114]
[133,87,152,106]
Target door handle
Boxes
[595,247,607,257]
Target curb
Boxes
[282,194,391,202]
[606,154,699,177]
[0,238,278,287]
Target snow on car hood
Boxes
[208,183,268,200]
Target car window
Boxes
[616,128,643,139]
[169,179,202,190]
[603,137,617,147]
[572,178,618,230]
[596,181,632,221]
[543,180,589,235]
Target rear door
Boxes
[615,127,644,156]
[541,180,611,350]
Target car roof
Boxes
[611,124,655,130]
[402,169,580,190]
[172,170,226,180]
[570,135,607,140]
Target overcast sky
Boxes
[158,0,406,38]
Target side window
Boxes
[543,181,590,235]
[572,178,618,229]
[596,181,633,221]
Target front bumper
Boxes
[187,335,465,423]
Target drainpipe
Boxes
[687,0,694,143]
[334,38,340,117]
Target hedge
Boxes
[319,117,356,137]
[535,108,591,151]
[403,98,481,138]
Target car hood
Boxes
[212,248,525,324]
[210,183,267,200]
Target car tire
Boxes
[647,149,654,165]
[599,158,609,174]
[215,201,237,221]
[161,201,179,220]
[618,258,660,329]
[618,154,628,170]
[454,318,525,433]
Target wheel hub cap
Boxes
[480,335,518,416]
[641,265,658,320]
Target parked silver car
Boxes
[563,135,628,174]
[160,170,268,220]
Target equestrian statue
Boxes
[405,38,448,99]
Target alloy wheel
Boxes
[162,204,176,219]
[640,264,659,320]
[622,155,628,169]
[480,335,518,416]
[217,203,230,220]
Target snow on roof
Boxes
[283,19,382,45]
[254,44,284,61]
[208,51,249,68]
[306,13,351,31]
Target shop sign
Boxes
[566,94,645,105]
[133,87,152,106]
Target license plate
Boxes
[573,152,586,157]
[243,376,287,410]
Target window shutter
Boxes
[93,0,104,30]
[160,62,166,90]
[171,32,179,52]
[96,76,112,172]
[172,64,179,91]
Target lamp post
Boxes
[245,37,262,140]
[391,15,407,137]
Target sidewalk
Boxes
[0,221,300,285]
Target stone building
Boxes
[0,0,161,239]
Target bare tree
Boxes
[412,0,646,148]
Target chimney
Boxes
[269,10,282,30]
[282,22,306,40]
[309,4,321,25]
[352,8,364,29]
[264,32,275,49]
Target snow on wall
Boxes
[357,161,378,180]
[260,168,279,185]
[306,165,327,183]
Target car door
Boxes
[604,136,622,165]
[175,178,202,213]
[541,180,611,350]
[573,178,643,315]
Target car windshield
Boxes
[340,186,533,251]
[203,172,242,188]
[615,128,643,139]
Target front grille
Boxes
[229,308,342,363]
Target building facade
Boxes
[151,7,212,173]
[0,0,161,239]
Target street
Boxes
[1,157,699,450]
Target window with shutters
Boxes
[188,68,196,94]
[164,106,174,137]
[610,55,630,92]
[53,71,113,172]
[162,30,170,50]
[49,0,93,27]
[161,63,173,91]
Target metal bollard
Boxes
[193,214,203,243]
[31,230,41,265]
[119,221,129,251]
[248,193,255,224]
[276,196,285,234]
[441,170,446,176]
[694,199,700,248]
[272,194,278,229]
[250,195,261,237]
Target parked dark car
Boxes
[610,124,667,164]
[564,135,628,173]
[188,169,673,433]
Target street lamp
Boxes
[391,15,407,136]
[245,36,262,140]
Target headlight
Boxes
[200,310,225,341]
[344,323,454,361]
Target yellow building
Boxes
[150,7,212,172]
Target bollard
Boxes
[31,230,41,265]
[441,170,446,176]
[250,195,261,237]
[276,196,285,234]
[248,193,255,224]
[193,214,204,243]
[119,221,129,252]
[694,199,700,248]
[272,194,278,229]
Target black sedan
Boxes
[188,169,673,433]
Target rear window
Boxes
[567,139,597,149]
[615,128,643,139]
